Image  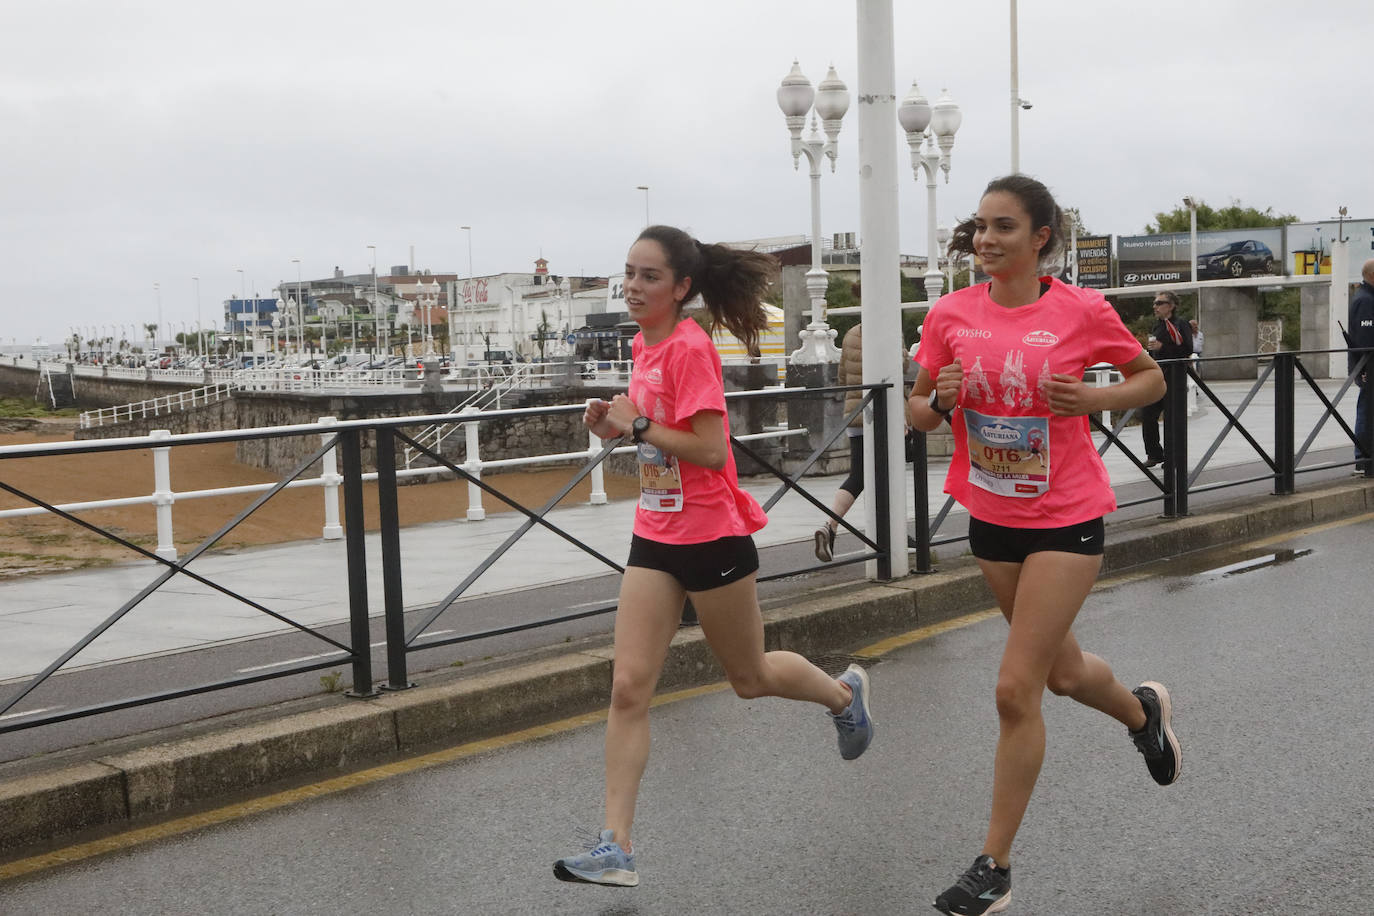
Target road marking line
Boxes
[0,706,63,723]
[234,631,454,673]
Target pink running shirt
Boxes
[914,278,1144,528]
[627,318,768,544]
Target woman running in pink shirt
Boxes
[553,225,874,889]
[910,176,1182,915]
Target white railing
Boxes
[0,410,806,560]
[79,382,242,429]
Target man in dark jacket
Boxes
[1348,259,1374,472]
[1139,290,1193,467]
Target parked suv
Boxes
[1197,240,1275,279]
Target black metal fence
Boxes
[1,347,1370,735]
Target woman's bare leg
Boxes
[603,566,687,850]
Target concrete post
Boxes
[150,429,178,561]
[587,401,608,506]
[319,416,343,540]
[462,406,485,520]
[1330,238,1351,378]
[856,0,909,578]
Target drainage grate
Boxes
[807,654,880,678]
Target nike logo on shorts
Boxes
[1080,535,1093,542]
[720,566,736,577]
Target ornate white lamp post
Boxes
[899,83,962,303]
[778,60,849,364]
[417,277,440,357]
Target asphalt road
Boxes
[3,516,1371,914]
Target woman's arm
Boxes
[606,394,728,470]
[1043,351,1165,416]
[907,361,963,432]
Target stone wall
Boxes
[0,362,202,407]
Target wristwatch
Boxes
[630,415,652,443]
[928,389,955,418]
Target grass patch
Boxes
[0,397,81,419]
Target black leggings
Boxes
[839,434,864,497]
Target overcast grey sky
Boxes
[3,0,1368,348]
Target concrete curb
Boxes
[2,480,1371,856]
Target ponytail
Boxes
[636,225,776,357]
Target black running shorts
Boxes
[967,515,1105,563]
[626,534,759,592]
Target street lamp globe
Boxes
[897,81,932,136]
[813,66,846,129]
[776,60,815,120]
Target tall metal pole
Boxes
[857,0,908,579]
[292,258,304,355]
[192,277,202,358]
[367,245,380,355]
[1010,0,1020,174]
[461,226,473,366]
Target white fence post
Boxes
[319,416,343,540]
[587,399,608,506]
[150,429,178,561]
[462,406,485,521]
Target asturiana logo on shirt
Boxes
[1022,330,1059,347]
[980,423,1020,444]
[956,328,992,338]
[643,368,663,383]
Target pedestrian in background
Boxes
[1347,258,1374,472]
[1189,318,1203,357]
[813,323,910,562]
[1139,290,1192,468]
[909,175,1181,915]
[554,225,874,889]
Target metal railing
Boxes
[0,387,859,733]
[79,382,242,428]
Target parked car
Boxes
[1197,240,1275,279]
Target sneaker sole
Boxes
[932,891,1010,915]
[814,529,833,562]
[1141,680,1182,784]
[553,862,639,887]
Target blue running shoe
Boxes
[829,663,874,760]
[553,829,638,887]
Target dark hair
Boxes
[636,225,776,356]
[947,174,1067,273]
[1155,290,1180,308]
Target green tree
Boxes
[1145,200,1298,234]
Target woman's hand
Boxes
[607,395,642,434]
[583,398,620,440]
[933,359,963,408]
[1044,373,1099,416]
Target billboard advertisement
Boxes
[1284,219,1374,280]
[1074,235,1112,288]
[1117,227,1284,287]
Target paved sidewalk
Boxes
[0,378,1358,680]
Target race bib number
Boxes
[962,408,1050,498]
[637,442,683,512]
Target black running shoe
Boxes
[933,854,1011,915]
[1129,681,1181,785]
